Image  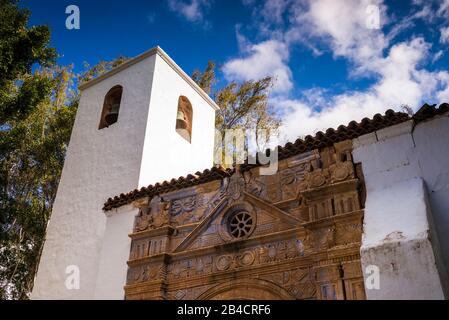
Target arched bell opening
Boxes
[175,95,193,142]
[99,85,123,129]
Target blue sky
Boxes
[23,0,449,142]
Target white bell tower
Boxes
[31,46,218,299]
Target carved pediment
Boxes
[173,172,303,253]
[125,141,366,300]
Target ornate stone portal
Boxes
[125,140,366,300]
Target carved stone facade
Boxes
[125,140,366,300]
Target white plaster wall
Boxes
[353,119,448,299]
[92,54,217,300]
[138,54,216,187]
[32,55,157,299]
[359,178,444,299]
[32,49,217,300]
[94,204,138,299]
[353,121,420,192]
[412,115,449,290]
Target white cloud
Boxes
[260,0,291,25]
[222,40,293,94]
[437,0,449,17]
[432,50,443,63]
[249,0,449,142]
[242,0,292,29]
[277,37,449,142]
[225,0,449,143]
[375,38,432,105]
[168,0,210,23]
[289,0,388,75]
[440,26,449,44]
[437,72,449,102]
[235,25,251,52]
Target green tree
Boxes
[0,0,56,122]
[0,65,77,299]
[192,61,281,166]
[78,56,129,84]
[0,56,129,299]
[0,0,57,299]
[0,0,130,299]
[0,57,131,299]
[191,60,216,95]
[0,0,56,299]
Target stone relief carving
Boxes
[125,142,366,300]
[141,238,307,283]
[134,196,170,232]
[226,172,245,200]
[330,161,354,182]
[170,195,198,216]
[168,284,216,300]
[127,263,163,284]
[259,267,316,300]
[304,159,330,189]
[169,194,206,225]
[243,170,266,198]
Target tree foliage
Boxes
[0,61,128,299]
[0,0,58,299]
[77,56,128,84]
[0,66,78,299]
[0,0,129,299]
[0,58,130,299]
[191,61,216,95]
[0,0,56,122]
[192,61,282,164]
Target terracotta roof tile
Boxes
[413,103,449,122]
[103,103,448,211]
[240,108,411,171]
[103,166,234,210]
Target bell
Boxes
[177,110,186,121]
[104,103,120,125]
[176,109,188,129]
[176,118,188,130]
[176,108,191,141]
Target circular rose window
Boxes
[228,211,254,239]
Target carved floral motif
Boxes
[170,196,197,216]
[127,263,163,284]
[125,142,366,300]
[155,238,306,283]
[330,161,355,183]
[259,267,317,299]
[134,196,170,232]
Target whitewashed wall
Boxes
[412,114,449,291]
[94,204,138,299]
[32,48,216,300]
[32,55,156,300]
[353,116,449,299]
[138,53,217,187]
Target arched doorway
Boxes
[197,279,295,300]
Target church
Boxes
[31,46,449,300]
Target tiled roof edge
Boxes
[103,166,234,211]
[103,103,448,211]
[241,102,449,171]
[412,102,449,122]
